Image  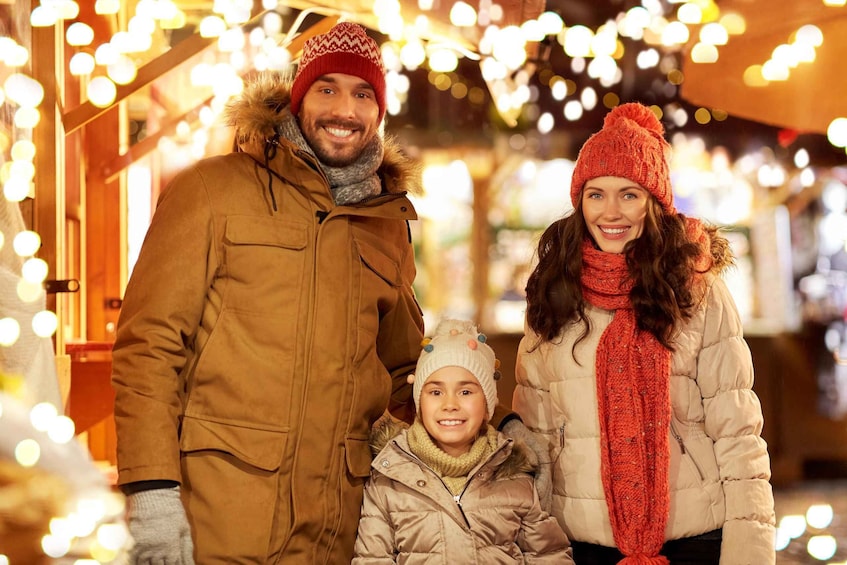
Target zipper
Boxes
[392,439,508,531]
[670,419,705,481]
[559,423,565,448]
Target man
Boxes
[112,22,426,564]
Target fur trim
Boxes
[705,224,734,274]
[224,71,422,196]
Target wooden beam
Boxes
[91,15,340,181]
[62,31,217,134]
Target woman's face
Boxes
[581,176,650,254]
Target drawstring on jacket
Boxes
[263,132,280,212]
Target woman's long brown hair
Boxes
[525,197,716,352]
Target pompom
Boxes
[605,102,664,136]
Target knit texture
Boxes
[581,239,671,565]
[290,22,386,122]
[276,109,382,204]
[407,420,498,495]
[570,103,674,212]
[412,319,499,420]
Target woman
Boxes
[512,103,775,565]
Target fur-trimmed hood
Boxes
[223,71,421,196]
[369,415,537,480]
[702,223,735,275]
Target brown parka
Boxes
[111,72,425,564]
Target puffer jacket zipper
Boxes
[391,439,509,531]
[670,419,705,481]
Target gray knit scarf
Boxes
[277,109,383,205]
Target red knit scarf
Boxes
[581,239,671,565]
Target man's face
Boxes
[297,73,381,167]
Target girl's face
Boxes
[419,366,487,457]
[581,176,650,254]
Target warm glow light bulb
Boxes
[564,26,594,58]
[22,257,49,283]
[3,178,31,202]
[806,504,834,529]
[30,5,58,27]
[827,117,847,147]
[66,22,95,46]
[108,56,138,85]
[94,43,120,66]
[69,52,96,76]
[807,535,837,560]
[47,415,75,443]
[56,0,80,20]
[691,42,719,63]
[17,279,44,303]
[87,76,117,107]
[449,1,477,26]
[11,140,36,162]
[95,0,120,14]
[779,514,807,539]
[33,309,59,338]
[30,401,58,432]
[428,48,459,72]
[15,438,40,467]
[13,230,41,257]
[5,44,29,67]
[4,73,45,107]
[199,16,227,38]
[0,317,21,346]
[14,106,40,129]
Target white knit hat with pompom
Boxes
[409,319,500,420]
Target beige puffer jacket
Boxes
[513,238,776,565]
[353,419,574,564]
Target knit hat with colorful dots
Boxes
[289,21,386,122]
[570,102,675,212]
[409,319,500,421]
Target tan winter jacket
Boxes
[353,419,574,564]
[111,73,425,564]
[513,238,776,565]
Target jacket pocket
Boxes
[226,215,307,249]
[180,415,288,472]
[356,239,401,287]
[345,436,373,478]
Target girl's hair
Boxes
[525,196,714,352]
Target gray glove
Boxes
[128,486,195,565]
[503,419,553,513]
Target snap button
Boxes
[416,480,426,487]
[380,459,390,468]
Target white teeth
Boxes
[601,227,627,234]
[326,127,353,138]
[438,420,464,426]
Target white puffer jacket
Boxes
[513,273,775,565]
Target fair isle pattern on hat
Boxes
[570,102,675,212]
[410,319,500,421]
[289,21,387,122]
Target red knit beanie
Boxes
[290,22,386,123]
[570,103,674,212]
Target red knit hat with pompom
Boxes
[290,22,386,123]
[570,103,674,212]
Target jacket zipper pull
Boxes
[559,424,565,448]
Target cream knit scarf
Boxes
[277,109,383,205]
[407,420,499,495]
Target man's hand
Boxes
[128,486,195,564]
[503,419,553,513]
